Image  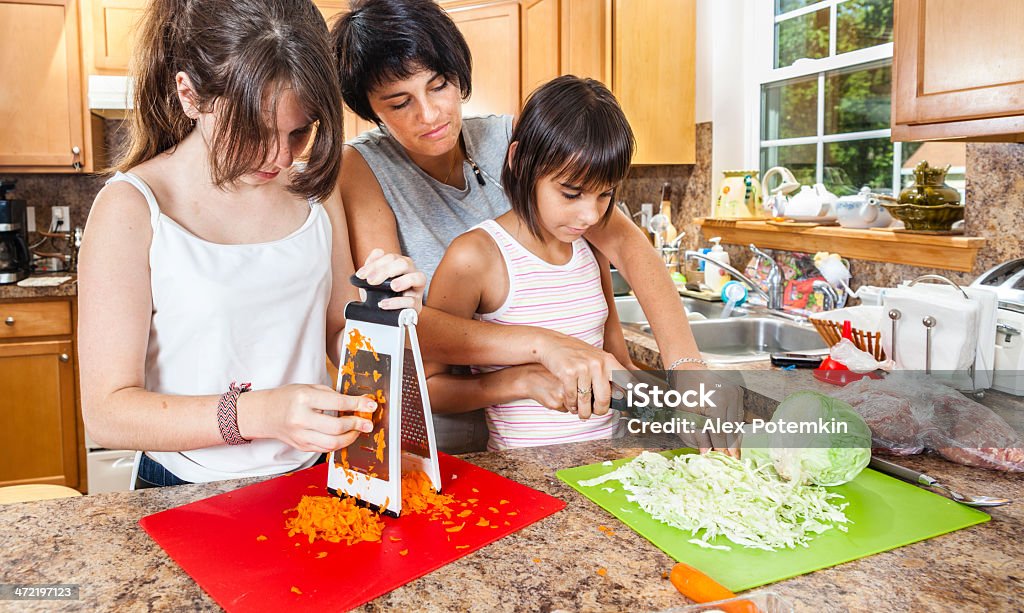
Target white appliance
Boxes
[971,259,1024,396]
[88,75,132,110]
[84,432,136,494]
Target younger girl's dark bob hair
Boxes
[502,75,635,239]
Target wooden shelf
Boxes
[695,218,986,272]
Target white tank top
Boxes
[107,172,330,482]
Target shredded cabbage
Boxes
[579,451,850,551]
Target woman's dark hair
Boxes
[117,0,343,203]
[503,75,636,239]
[331,0,472,124]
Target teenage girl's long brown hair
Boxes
[117,0,342,203]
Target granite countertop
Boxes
[0,274,77,300]
[0,439,1020,612]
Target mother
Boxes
[330,0,710,452]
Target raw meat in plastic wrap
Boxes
[831,373,1024,472]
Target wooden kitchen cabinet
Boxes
[893,0,1024,141]
[0,298,82,490]
[446,1,521,117]
[613,0,695,164]
[521,0,609,102]
[518,0,693,164]
[81,0,144,74]
[0,0,95,172]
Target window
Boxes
[753,0,965,199]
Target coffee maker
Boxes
[0,180,31,284]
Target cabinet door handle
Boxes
[4,316,13,326]
[59,353,70,362]
[71,146,83,171]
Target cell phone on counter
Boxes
[770,352,825,369]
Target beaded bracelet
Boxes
[667,356,708,370]
[217,381,253,446]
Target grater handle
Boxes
[350,274,402,304]
[345,275,404,327]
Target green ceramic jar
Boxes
[898,161,961,207]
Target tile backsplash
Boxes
[4,116,1023,289]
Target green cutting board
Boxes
[557,449,990,592]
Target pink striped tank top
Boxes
[471,219,619,451]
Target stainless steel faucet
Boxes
[683,243,788,311]
[684,248,773,307]
[748,244,784,311]
[812,280,839,311]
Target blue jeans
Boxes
[136,454,191,488]
[135,453,330,488]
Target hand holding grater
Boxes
[327,275,441,517]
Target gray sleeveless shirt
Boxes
[348,114,513,289]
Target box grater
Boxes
[326,275,441,516]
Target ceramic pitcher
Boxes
[713,170,764,218]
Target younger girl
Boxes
[425,76,637,450]
[78,0,424,486]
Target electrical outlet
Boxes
[27,206,36,233]
[51,206,71,231]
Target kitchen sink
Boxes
[614,295,744,324]
[672,317,828,363]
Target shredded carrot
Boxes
[532,558,541,563]
[307,485,319,489]
[400,471,455,520]
[476,518,490,528]
[256,535,268,541]
[346,329,366,356]
[507,511,518,517]
[291,586,303,595]
[455,545,469,550]
[457,509,473,518]
[375,389,386,405]
[488,507,499,514]
[374,427,387,462]
[373,370,382,382]
[343,381,352,394]
[467,498,479,504]
[472,488,479,493]
[284,495,384,545]
[315,552,328,559]
[389,536,402,542]
[340,360,355,380]
[499,499,509,505]
[399,549,409,556]
[597,568,608,577]
[445,523,465,533]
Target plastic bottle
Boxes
[703,237,731,292]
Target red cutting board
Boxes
[140,453,564,612]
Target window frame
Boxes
[749,0,904,191]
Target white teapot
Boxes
[779,183,837,221]
[835,186,893,229]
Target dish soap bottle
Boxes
[703,237,731,293]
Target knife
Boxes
[869,456,1011,507]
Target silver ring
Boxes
[577,386,591,396]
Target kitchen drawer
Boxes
[0,301,72,339]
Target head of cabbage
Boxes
[742,391,871,486]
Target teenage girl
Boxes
[424,76,641,450]
[77,0,424,486]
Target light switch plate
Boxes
[27,206,36,232]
